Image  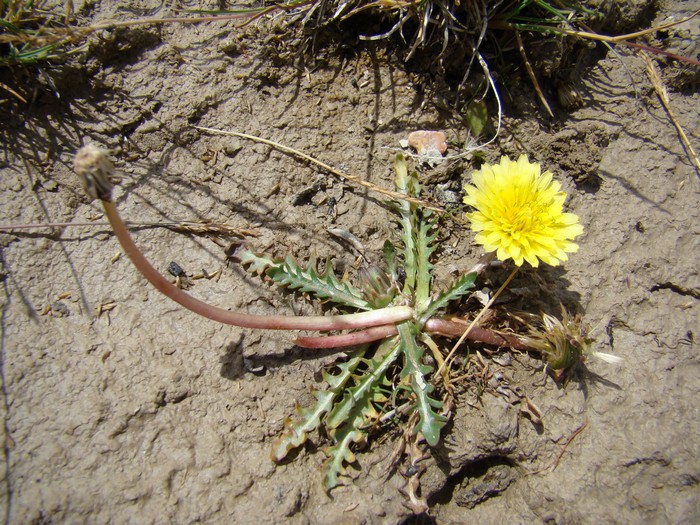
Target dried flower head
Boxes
[519,308,621,381]
[463,155,583,267]
[521,310,592,372]
[73,144,115,201]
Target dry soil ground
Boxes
[0,1,698,523]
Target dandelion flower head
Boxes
[463,155,583,267]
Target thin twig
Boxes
[489,9,700,45]
[0,221,106,230]
[0,220,257,237]
[641,52,700,177]
[0,81,28,103]
[622,41,700,67]
[515,30,553,118]
[87,1,317,31]
[527,420,588,475]
[194,126,447,214]
[1,1,316,66]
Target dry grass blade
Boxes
[163,220,257,238]
[641,52,700,178]
[515,29,553,118]
[490,8,700,45]
[194,126,448,214]
[0,219,257,237]
[527,420,588,475]
[0,80,27,103]
[0,4,300,67]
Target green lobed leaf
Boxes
[415,209,438,308]
[325,338,401,431]
[236,246,276,275]
[323,383,383,490]
[322,353,364,392]
[270,389,337,462]
[397,322,447,446]
[394,154,418,295]
[420,272,477,323]
[267,255,371,310]
[322,423,364,490]
[271,351,367,463]
[237,247,370,310]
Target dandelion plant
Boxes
[261,154,471,487]
[74,143,616,495]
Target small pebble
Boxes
[407,130,448,156]
[51,301,71,317]
[43,180,59,192]
[493,353,512,366]
[167,261,186,278]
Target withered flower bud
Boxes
[73,144,115,201]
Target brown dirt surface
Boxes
[1,1,698,523]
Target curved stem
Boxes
[425,317,528,350]
[295,316,531,350]
[101,199,414,331]
[295,325,398,348]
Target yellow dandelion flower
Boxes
[463,155,584,267]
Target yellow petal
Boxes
[464,155,584,267]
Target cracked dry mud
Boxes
[0,1,698,523]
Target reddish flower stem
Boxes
[295,325,399,348]
[295,316,530,350]
[100,198,414,331]
[425,317,529,350]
